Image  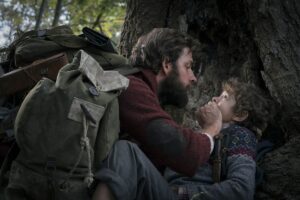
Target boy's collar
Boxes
[222,122,232,129]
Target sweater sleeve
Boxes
[119,76,211,176]
[186,126,257,200]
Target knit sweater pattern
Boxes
[165,124,257,200]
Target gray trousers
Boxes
[94,140,177,200]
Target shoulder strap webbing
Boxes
[212,130,232,183]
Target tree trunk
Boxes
[120,0,300,199]
[246,0,300,199]
[119,0,183,57]
[52,0,63,27]
[35,0,48,30]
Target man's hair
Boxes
[223,78,275,137]
[129,28,193,74]
[129,34,147,68]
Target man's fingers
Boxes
[196,101,220,117]
[202,102,215,112]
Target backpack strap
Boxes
[212,133,223,182]
[212,130,232,183]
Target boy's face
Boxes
[212,90,236,123]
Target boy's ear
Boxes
[232,111,249,122]
[162,57,172,75]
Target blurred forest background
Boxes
[0,0,126,46]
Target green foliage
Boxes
[0,0,126,46]
[67,0,126,43]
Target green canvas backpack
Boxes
[8,25,129,71]
[6,50,129,199]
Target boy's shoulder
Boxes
[222,124,257,159]
[223,124,256,138]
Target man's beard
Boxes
[158,70,188,108]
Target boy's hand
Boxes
[195,101,222,137]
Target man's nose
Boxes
[190,72,197,84]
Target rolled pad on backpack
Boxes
[0,52,68,97]
[9,25,129,70]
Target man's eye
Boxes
[186,64,192,69]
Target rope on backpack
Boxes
[82,110,94,187]
[61,103,94,187]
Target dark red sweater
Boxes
[119,69,211,176]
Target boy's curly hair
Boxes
[223,78,275,138]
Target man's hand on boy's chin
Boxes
[195,101,222,137]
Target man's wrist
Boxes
[202,132,214,154]
[202,126,220,137]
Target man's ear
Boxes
[162,57,172,75]
[232,111,249,122]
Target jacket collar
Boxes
[137,69,158,95]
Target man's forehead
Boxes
[182,47,192,54]
[180,47,193,61]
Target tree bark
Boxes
[119,0,183,57]
[120,0,300,199]
[52,0,63,27]
[247,0,300,137]
[246,0,300,198]
[35,0,48,30]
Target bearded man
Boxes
[92,28,222,200]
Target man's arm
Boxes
[119,77,221,176]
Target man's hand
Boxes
[195,101,222,137]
